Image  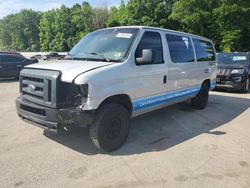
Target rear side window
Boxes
[1,55,9,63]
[11,56,23,62]
[1,55,24,63]
[166,34,195,63]
[193,39,215,62]
[135,31,163,64]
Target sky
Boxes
[0,0,127,19]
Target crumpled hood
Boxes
[25,60,112,83]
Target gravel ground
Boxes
[0,79,250,188]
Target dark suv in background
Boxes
[216,52,250,93]
[0,52,37,79]
[43,52,65,60]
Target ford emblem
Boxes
[28,84,36,91]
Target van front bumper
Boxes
[16,97,95,133]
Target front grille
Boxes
[20,69,60,108]
[217,69,231,76]
[22,76,46,102]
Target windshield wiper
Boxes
[64,53,76,60]
[84,52,111,62]
[64,52,121,62]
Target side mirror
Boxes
[136,49,153,64]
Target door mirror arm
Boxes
[136,49,154,65]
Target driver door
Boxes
[131,30,168,114]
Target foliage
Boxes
[0,0,249,52]
[0,10,41,51]
[170,0,250,52]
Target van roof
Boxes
[101,26,212,42]
[0,51,21,55]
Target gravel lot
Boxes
[0,79,250,188]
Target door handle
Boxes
[163,75,167,84]
[16,65,23,67]
[204,68,210,73]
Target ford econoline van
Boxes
[16,26,217,152]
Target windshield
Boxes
[67,28,139,62]
[217,53,248,64]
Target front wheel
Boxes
[240,77,249,93]
[89,103,130,152]
[191,83,209,110]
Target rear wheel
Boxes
[89,103,130,152]
[191,83,209,110]
[240,77,249,93]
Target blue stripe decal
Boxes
[132,86,201,111]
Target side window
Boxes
[14,56,25,62]
[193,39,215,62]
[166,34,195,63]
[2,55,23,63]
[135,31,163,64]
[1,55,8,63]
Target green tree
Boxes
[170,0,250,52]
[1,0,250,52]
[107,6,121,27]
[53,5,72,51]
[212,1,250,51]
[118,0,127,25]
[39,10,57,51]
[0,10,41,51]
[126,0,175,28]
[92,8,109,30]
[68,2,94,48]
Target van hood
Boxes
[25,60,113,83]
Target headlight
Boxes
[78,84,88,106]
[231,69,244,74]
[72,84,88,108]
[79,84,88,98]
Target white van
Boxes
[16,26,217,152]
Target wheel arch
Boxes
[97,94,133,115]
[203,79,211,89]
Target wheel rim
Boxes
[106,117,122,140]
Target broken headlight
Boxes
[73,84,88,108]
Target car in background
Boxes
[216,52,250,93]
[30,54,42,61]
[43,52,65,60]
[0,52,37,79]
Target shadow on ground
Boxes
[44,93,250,155]
[214,87,250,94]
[0,78,18,83]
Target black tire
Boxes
[89,103,130,152]
[191,83,209,110]
[240,77,249,93]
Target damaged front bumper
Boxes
[16,97,95,133]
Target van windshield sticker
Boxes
[116,33,133,38]
[233,56,247,61]
[182,37,189,48]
